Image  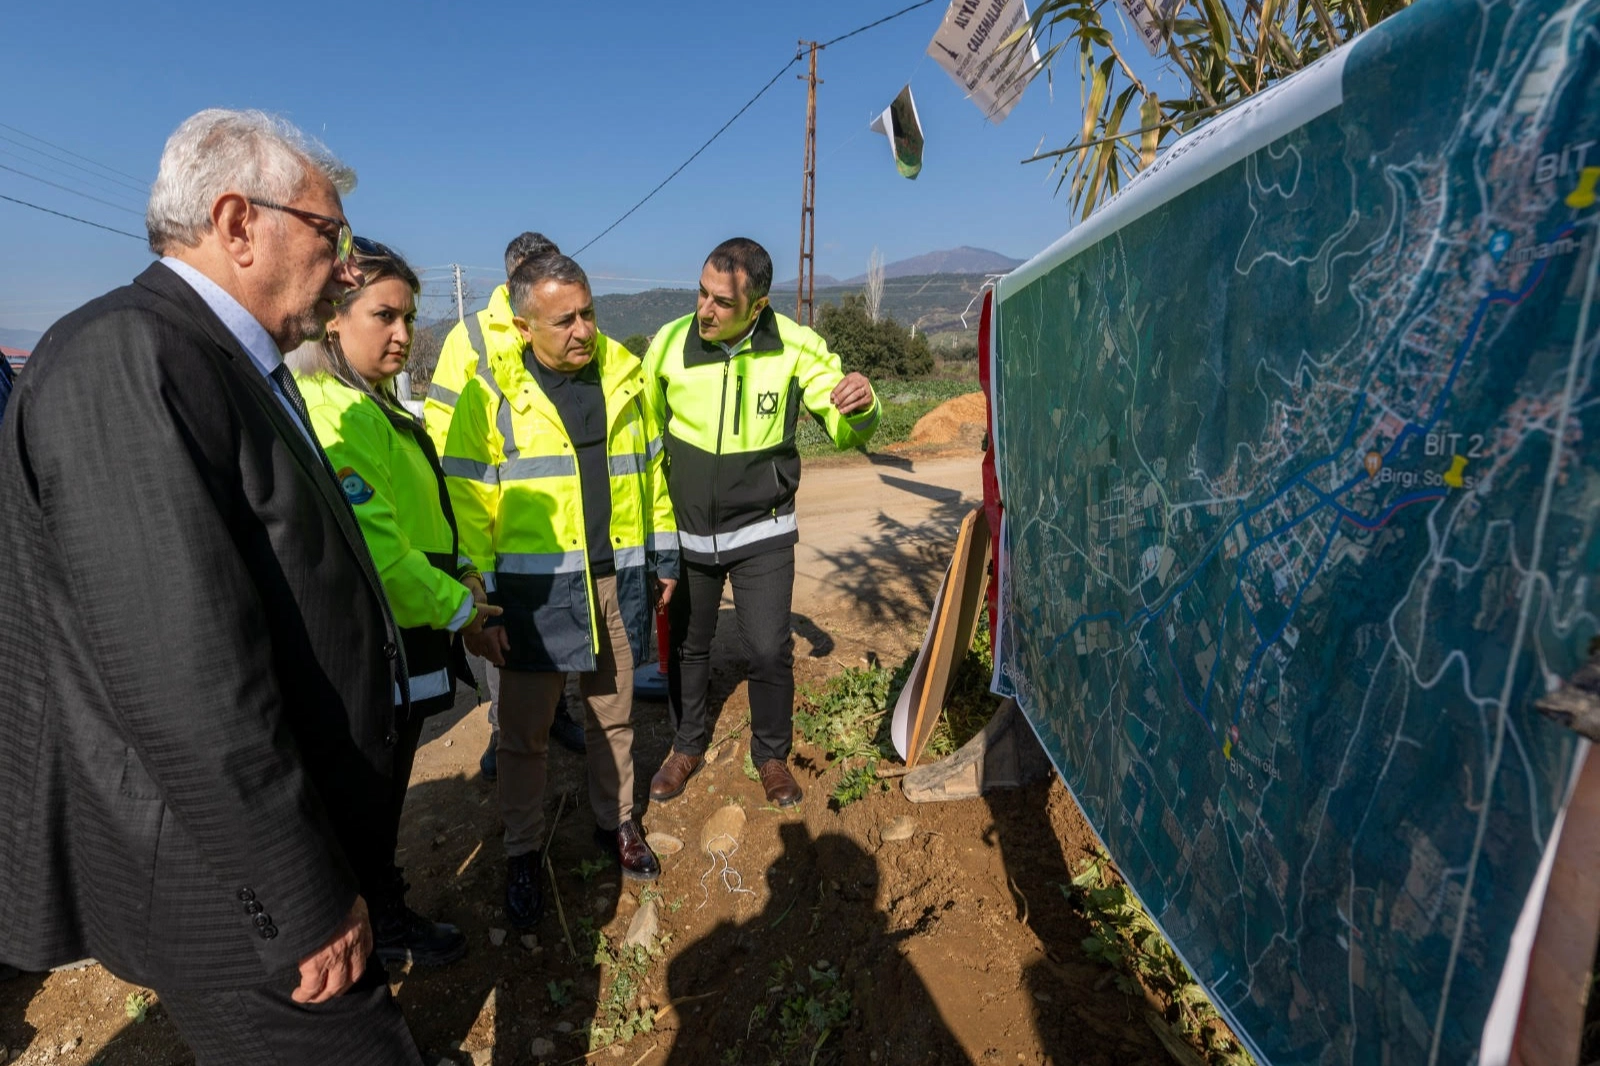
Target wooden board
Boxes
[1508,742,1598,1066]
[903,505,991,767]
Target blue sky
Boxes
[0,0,1159,335]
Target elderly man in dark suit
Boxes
[0,109,424,1064]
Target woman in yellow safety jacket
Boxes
[288,238,495,968]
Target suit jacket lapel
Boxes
[132,264,389,604]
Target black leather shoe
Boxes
[505,851,544,929]
[372,903,467,967]
[479,729,499,782]
[594,820,660,881]
[550,710,587,754]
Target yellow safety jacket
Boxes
[297,371,476,712]
[422,285,520,454]
[443,335,678,673]
[643,307,879,565]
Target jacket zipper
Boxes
[711,359,731,563]
[732,375,744,435]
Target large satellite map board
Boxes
[990,0,1599,1062]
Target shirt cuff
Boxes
[444,585,476,633]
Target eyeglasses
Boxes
[248,199,354,263]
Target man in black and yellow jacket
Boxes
[643,238,879,807]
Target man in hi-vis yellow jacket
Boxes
[443,252,677,930]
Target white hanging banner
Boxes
[1113,0,1185,56]
[926,0,1041,124]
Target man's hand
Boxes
[830,372,874,416]
[466,626,509,666]
[293,896,371,1005]
[460,578,504,638]
[656,577,677,608]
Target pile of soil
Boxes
[909,392,988,449]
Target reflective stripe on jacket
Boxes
[643,307,879,565]
[421,285,519,454]
[443,335,678,673]
[298,371,472,712]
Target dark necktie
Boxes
[268,363,342,484]
[269,363,315,436]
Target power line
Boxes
[819,0,940,47]
[0,121,151,186]
[574,0,944,256]
[0,193,145,241]
[574,54,800,256]
[0,132,151,196]
[0,161,146,216]
[0,147,148,209]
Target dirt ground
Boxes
[0,440,1189,1066]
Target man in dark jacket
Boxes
[0,109,422,1065]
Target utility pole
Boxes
[796,41,821,326]
[452,264,466,323]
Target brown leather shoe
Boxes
[649,751,704,801]
[757,759,803,807]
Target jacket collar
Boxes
[505,334,642,426]
[133,261,260,373]
[681,305,783,368]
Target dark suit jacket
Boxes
[0,263,408,991]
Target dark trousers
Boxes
[668,546,795,764]
[158,954,423,1066]
[373,707,429,907]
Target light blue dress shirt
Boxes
[160,257,314,446]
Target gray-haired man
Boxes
[0,109,423,1064]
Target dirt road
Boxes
[0,447,1186,1066]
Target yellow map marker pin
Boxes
[1443,454,1469,488]
[1567,166,1600,209]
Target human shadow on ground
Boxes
[661,820,966,1065]
[981,776,1176,1066]
[808,490,975,633]
[0,969,42,1060]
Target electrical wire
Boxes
[0,161,146,216]
[819,0,940,47]
[0,122,151,186]
[0,193,144,240]
[0,132,151,196]
[575,0,943,256]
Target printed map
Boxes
[990,0,1600,1061]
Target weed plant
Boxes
[1064,850,1255,1065]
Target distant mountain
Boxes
[594,272,993,340]
[775,246,1022,289]
[0,327,42,351]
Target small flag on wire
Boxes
[869,85,925,179]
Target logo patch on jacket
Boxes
[337,467,375,505]
[756,391,780,417]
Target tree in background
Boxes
[816,294,934,380]
[865,247,886,324]
[406,320,450,391]
[1019,0,1410,218]
[621,334,651,357]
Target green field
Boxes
[796,374,980,458]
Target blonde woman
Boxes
[289,238,497,966]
